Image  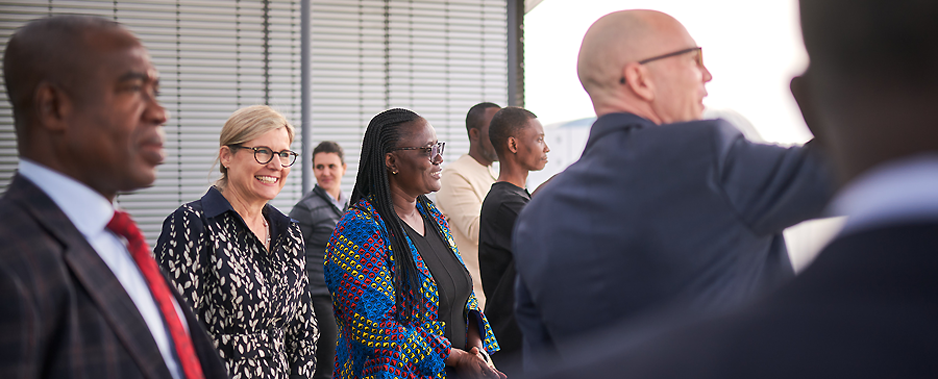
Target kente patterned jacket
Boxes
[155,186,318,378]
[325,196,499,379]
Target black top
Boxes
[403,216,472,350]
[289,184,347,296]
[479,181,530,360]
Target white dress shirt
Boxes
[19,159,186,379]
[832,154,938,236]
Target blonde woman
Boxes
[156,105,318,378]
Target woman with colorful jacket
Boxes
[325,108,503,379]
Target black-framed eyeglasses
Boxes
[228,144,299,167]
[620,47,704,84]
[391,141,445,162]
[639,46,703,66]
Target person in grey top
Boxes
[290,141,348,379]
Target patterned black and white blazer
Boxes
[155,186,318,379]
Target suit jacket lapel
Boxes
[8,175,173,379]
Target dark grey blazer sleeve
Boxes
[711,120,835,236]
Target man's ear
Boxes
[507,136,519,154]
[468,127,481,143]
[622,63,655,102]
[34,81,70,132]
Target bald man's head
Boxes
[4,16,136,136]
[577,10,711,123]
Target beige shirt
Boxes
[435,154,497,308]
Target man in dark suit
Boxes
[530,1,938,378]
[511,9,835,371]
[0,16,227,378]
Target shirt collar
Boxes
[314,184,346,210]
[17,158,115,238]
[201,185,293,239]
[832,154,938,235]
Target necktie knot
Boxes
[108,210,149,258]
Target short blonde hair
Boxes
[215,105,295,189]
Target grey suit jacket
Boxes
[289,184,346,297]
[0,174,228,378]
[512,113,834,369]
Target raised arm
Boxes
[713,121,835,235]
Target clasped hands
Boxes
[448,346,507,379]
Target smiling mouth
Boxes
[256,175,279,184]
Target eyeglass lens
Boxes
[253,147,297,167]
[430,142,444,159]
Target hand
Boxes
[448,347,507,379]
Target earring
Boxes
[392,170,398,175]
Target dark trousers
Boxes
[312,294,337,379]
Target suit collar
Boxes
[5,175,175,379]
[832,154,938,236]
[585,112,655,152]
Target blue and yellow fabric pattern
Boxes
[325,196,499,379]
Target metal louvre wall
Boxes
[310,0,508,198]
[0,0,303,245]
[0,0,509,245]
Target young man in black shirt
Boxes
[478,106,550,376]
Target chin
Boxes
[252,186,284,201]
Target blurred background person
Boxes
[155,105,318,378]
[479,107,550,376]
[534,0,938,377]
[436,102,502,308]
[0,15,228,378]
[290,140,348,379]
[325,108,503,379]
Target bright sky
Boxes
[524,0,812,144]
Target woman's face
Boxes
[313,152,346,194]
[220,127,292,204]
[387,118,443,199]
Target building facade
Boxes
[0,0,520,244]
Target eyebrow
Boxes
[117,71,158,84]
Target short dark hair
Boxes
[801,0,938,90]
[465,102,501,134]
[312,141,344,164]
[489,106,537,157]
[4,15,126,137]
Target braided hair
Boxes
[351,108,441,325]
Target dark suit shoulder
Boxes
[538,223,938,379]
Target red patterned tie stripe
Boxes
[107,210,206,379]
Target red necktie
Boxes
[107,210,206,379]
